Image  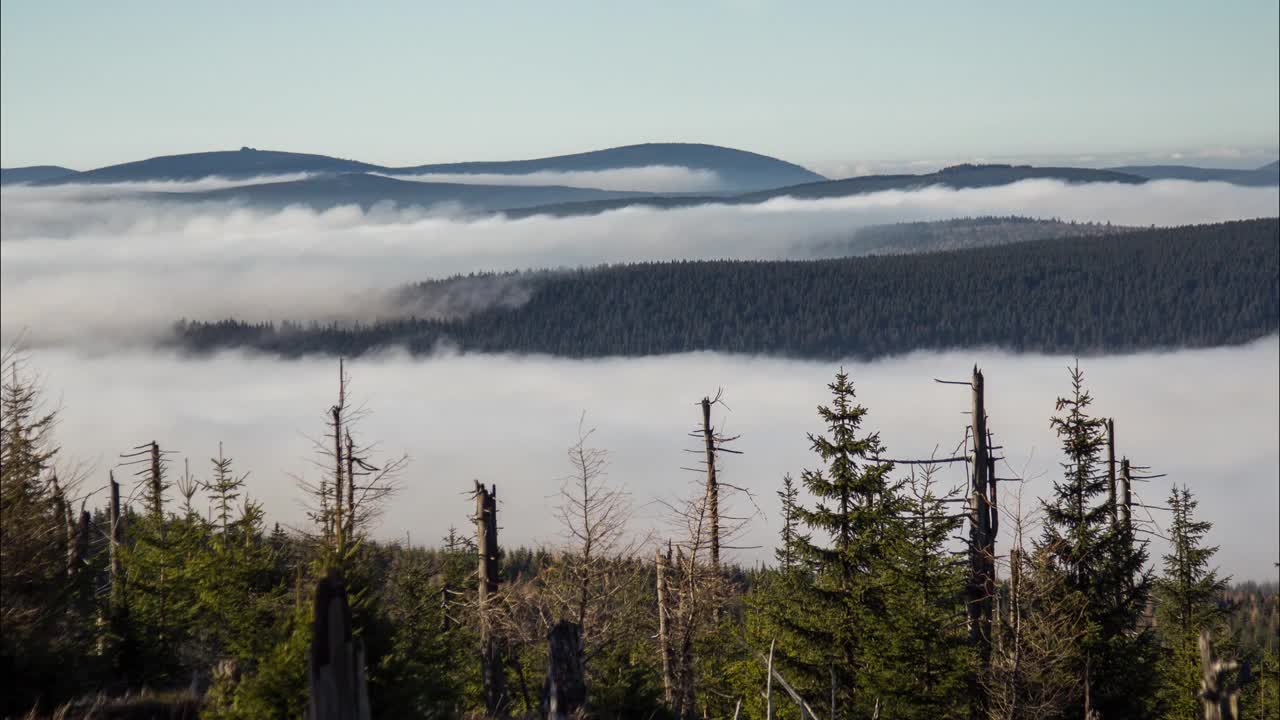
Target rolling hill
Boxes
[500,164,1151,218]
[1106,160,1279,186]
[2,143,824,192]
[37,147,379,184]
[174,218,1280,360]
[389,142,826,192]
[155,172,649,211]
[0,165,78,184]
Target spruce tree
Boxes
[776,473,803,570]
[764,369,899,717]
[1039,363,1159,719]
[878,467,973,719]
[1154,485,1229,720]
[0,350,82,714]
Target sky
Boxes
[2,0,1278,175]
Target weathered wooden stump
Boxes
[541,620,586,719]
[308,569,370,720]
[1199,629,1240,720]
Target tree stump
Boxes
[1199,629,1240,720]
[308,569,371,720]
[541,620,586,719]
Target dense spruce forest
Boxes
[804,215,1132,258]
[3,343,1277,719]
[175,219,1280,360]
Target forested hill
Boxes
[175,218,1280,360]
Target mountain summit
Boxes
[391,143,826,192]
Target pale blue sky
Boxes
[2,0,1278,174]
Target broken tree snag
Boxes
[109,471,124,605]
[1120,458,1133,534]
[656,543,675,707]
[1199,629,1240,720]
[474,480,506,715]
[344,432,356,540]
[332,405,344,551]
[968,366,993,665]
[541,620,587,719]
[74,509,90,568]
[700,396,720,570]
[308,569,371,720]
[1106,418,1117,526]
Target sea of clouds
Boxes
[3,177,1277,347]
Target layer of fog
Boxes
[4,178,1276,348]
[376,166,724,193]
[30,339,1279,581]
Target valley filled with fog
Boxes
[2,177,1278,346]
[4,174,1278,579]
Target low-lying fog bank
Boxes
[25,339,1279,580]
[4,178,1277,347]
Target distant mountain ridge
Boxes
[392,142,826,191]
[1105,161,1279,186]
[4,147,1276,215]
[499,164,1153,219]
[162,172,648,211]
[141,163,1168,214]
[1,143,824,192]
[0,165,78,184]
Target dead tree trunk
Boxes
[656,543,675,707]
[541,620,586,719]
[986,430,999,651]
[344,432,355,541]
[332,406,344,551]
[308,570,371,720]
[968,367,993,665]
[675,547,696,719]
[1120,458,1132,534]
[700,397,720,571]
[475,480,507,716]
[74,509,90,569]
[1199,630,1240,720]
[1106,419,1117,526]
[109,471,124,606]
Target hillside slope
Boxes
[159,172,649,211]
[175,218,1279,360]
[45,147,378,184]
[0,165,78,184]
[1106,160,1279,186]
[391,142,826,192]
[500,164,1150,218]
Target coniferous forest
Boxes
[6,2,1280,717]
[174,219,1280,360]
[2,342,1276,719]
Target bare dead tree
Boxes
[657,541,676,707]
[296,359,407,562]
[474,480,507,716]
[649,391,761,718]
[685,391,746,572]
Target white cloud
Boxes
[27,339,1280,580]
